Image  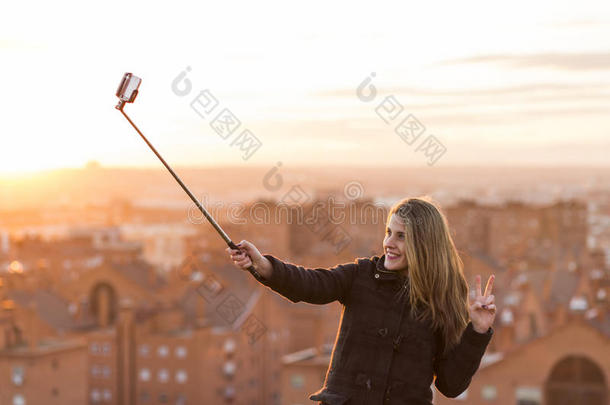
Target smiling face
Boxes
[383,213,409,271]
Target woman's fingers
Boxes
[479,295,495,309]
[226,246,249,260]
[226,247,241,255]
[235,257,252,267]
[226,245,248,254]
[472,298,495,311]
[237,240,253,253]
[484,275,495,297]
[226,240,267,273]
[475,275,482,297]
[233,252,248,261]
[226,245,252,270]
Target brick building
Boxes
[0,196,608,404]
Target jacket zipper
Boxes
[382,289,409,402]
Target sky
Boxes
[1,0,610,175]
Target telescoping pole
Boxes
[114,72,263,281]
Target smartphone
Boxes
[116,73,142,103]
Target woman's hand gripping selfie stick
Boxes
[114,72,263,280]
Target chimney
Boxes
[27,301,39,350]
[1,231,8,254]
[196,295,206,322]
[0,300,16,349]
[117,298,135,405]
[497,308,515,351]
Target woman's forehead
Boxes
[387,213,406,228]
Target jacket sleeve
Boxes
[253,254,359,305]
[433,322,493,398]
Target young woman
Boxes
[227,197,496,405]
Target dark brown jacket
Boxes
[253,253,493,405]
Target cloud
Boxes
[436,52,610,71]
[546,19,609,29]
[253,100,610,133]
[312,82,610,120]
[317,82,610,98]
[421,106,610,126]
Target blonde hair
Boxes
[389,196,469,353]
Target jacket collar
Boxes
[374,254,407,281]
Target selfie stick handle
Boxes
[116,104,264,281]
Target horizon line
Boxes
[2,162,610,177]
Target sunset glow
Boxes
[2,0,610,175]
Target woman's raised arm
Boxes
[227,240,358,305]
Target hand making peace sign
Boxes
[469,274,496,334]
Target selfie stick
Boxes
[114,72,264,281]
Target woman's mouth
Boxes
[387,253,400,260]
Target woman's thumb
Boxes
[238,240,262,258]
[237,240,254,254]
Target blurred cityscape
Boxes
[0,164,609,405]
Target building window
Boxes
[175,370,188,384]
[175,346,187,358]
[481,385,497,400]
[223,338,236,353]
[290,374,304,388]
[515,386,541,405]
[176,395,187,405]
[101,343,111,356]
[51,358,59,370]
[139,344,150,357]
[102,366,111,379]
[90,342,100,355]
[224,386,236,399]
[157,345,169,358]
[102,389,112,402]
[159,393,168,403]
[139,391,149,402]
[11,366,24,386]
[157,369,169,383]
[12,394,25,405]
[90,389,101,403]
[223,361,236,377]
[91,365,101,378]
[139,368,151,382]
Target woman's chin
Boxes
[384,260,399,270]
[385,258,406,271]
